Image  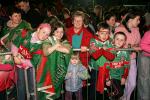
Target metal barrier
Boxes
[0,48,140,100]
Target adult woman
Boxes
[115,11,141,100]
[0,7,31,99]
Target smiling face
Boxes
[73,16,84,30]
[114,34,126,48]
[37,27,51,41]
[9,13,22,24]
[106,16,116,27]
[53,27,64,41]
[97,28,110,42]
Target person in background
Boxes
[138,30,150,100]
[104,12,117,38]
[62,8,73,31]
[16,0,43,29]
[84,13,96,35]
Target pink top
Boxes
[115,25,141,59]
[140,30,150,56]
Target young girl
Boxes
[13,23,51,100]
[65,52,90,100]
[105,32,130,100]
[41,21,71,99]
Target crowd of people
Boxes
[0,0,150,100]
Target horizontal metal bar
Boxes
[116,48,135,51]
[0,52,12,55]
[73,48,136,51]
[123,5,146,7]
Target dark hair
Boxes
[114,31,127,40]
[122,11,141,32]
[16,0,29,3]
[46,6,58,16]
[104,12,116,22]
[51,21,67,41]
[97,22,110,31]
[8,7,23,16]
[62,8,70,15]
[84,13,91,25]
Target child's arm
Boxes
[90,40,103,60]
[90,49,104,60]
[121,51,130,85]
[42,42,60,56]
[102,49,115,61]
[0,64,13,71]
[77,65,90,80]
[55,41,71,54]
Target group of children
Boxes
[0,7,138,100]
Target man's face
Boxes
[17,1,29,12]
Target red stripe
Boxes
[36,56,47,82]
[43,72,55,92]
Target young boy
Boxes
[105,32,130,100]
[89,22,115,99]
[65,52,90,100]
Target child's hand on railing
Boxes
[121,78,126,85]
[106,79,111,87]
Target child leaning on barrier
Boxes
[89,22,115,100]
[12,23,51,100]
[65,52,90,100]
[105,32,130,100]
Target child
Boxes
[65,52,90,100]
[89,22,115,100]
[105,32,130,100]
[13,23,51,100]
[41,21,71,99]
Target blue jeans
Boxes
[137,53,150,100]
[17,67,36,100]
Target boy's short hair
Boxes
[97,22,110,31]
[114,31,127,40]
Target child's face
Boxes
[114,34,126,48]
[37,27,51,41]
[97,28,109,42]
[53,27,64,41]
[70,56,79,65]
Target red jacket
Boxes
[66,27,93,67]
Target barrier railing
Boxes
[0,47,140,100]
